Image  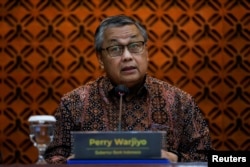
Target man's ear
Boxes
[145,44,149,62]
[97,53,104,69]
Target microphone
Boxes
[114,85,129,131]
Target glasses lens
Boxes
[105,42,144,57]
[128,42,144,53]
[107,45,123,57]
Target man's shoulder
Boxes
[62,76,106,99]
[146,75,175,90]
[146,75,192,98]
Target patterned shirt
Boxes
[44,75,212,163]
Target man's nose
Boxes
[121,47,133,60]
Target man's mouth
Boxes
[121,66,136,71]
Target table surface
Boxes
[0,162,208,167]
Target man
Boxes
[44,15,212,164]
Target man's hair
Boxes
[94,15,148,55]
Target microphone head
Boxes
[115,85,129,97]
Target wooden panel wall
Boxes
[0,0,249,164]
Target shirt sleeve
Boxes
[177,98,213,161]
[44,97,75,164]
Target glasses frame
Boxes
[101,41,145,57]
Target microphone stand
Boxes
[118,92,124,131]
[115,85,129,131]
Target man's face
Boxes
[98,24,148,88]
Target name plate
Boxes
[71,131,165,159]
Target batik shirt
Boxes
[44,75,212,163]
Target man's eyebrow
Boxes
[130,34,138,39]
[109,39,118,42]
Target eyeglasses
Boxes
[102,41,145,57]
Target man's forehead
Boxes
[103,26,142,44]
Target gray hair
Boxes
[94,15,148,55]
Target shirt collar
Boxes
[103,74,150,98]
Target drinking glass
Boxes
[28,115,56,164]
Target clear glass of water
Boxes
[28,115,56,164]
